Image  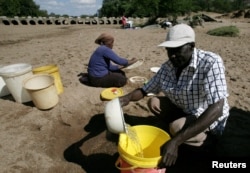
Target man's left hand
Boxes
[159,139,179,167]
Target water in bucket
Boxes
[104,99,169,172]
[116,125,170,173]
[126,125,144,158]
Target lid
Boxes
[101,87,124,100]
[129,76,148,84]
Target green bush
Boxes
[207,26,239,37]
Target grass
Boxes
[207,25,239,37]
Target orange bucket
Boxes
[116,157,166,173]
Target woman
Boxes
[87,33,137,87]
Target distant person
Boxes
[127,20,133,28]
[119,24,230,169]
[161,20,172,29]
[121,15,133,28]
[87,33,137,88]
[121,15,128,28]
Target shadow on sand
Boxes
[63,113,119,173]
[63,107,250,173]
[63,113,163,173]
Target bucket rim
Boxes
[23,74,54,90]
[118,149,162,168]
[32,64,58,73]
[0,63,32,77]
[117,155,161,169]
[118,144,162,164]
[118,125,170,168]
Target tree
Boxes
[232,0,248,10]
[0,0,47,17]
[212,0,232,12]
[0,0,20,16]
[130,0,160,17]
[19,0,40,16]
[100,0,121,17]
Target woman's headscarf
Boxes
[95,33,114,45]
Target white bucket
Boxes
[0,63,32,103]
[0,76,10,97]
[23,74,59,110]
[0,65,10,97]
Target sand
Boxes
[0,14,250,173]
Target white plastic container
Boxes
[0,65,10,97]
[104,98,127,134]
[23,74,59,110]
[0,76,10,97]
[0,63,32,103]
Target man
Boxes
[119,24,230,168]
[121,15,128,28]
[121,15,133,28]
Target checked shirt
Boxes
[142,48,230,132]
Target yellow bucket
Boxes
[117,125,170,171]
[32,65,63,94]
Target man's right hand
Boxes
[119,96,130,107]
[119,88,145,107]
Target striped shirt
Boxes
[142,48,230,132]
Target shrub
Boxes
[207,25,239,37]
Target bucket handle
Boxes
[115,156,138,171]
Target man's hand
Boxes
[148,97,161,114]
[119,88,145,107]
[159,139,179,167]
[119,96,130,107]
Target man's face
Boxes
[166,43,194,68]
